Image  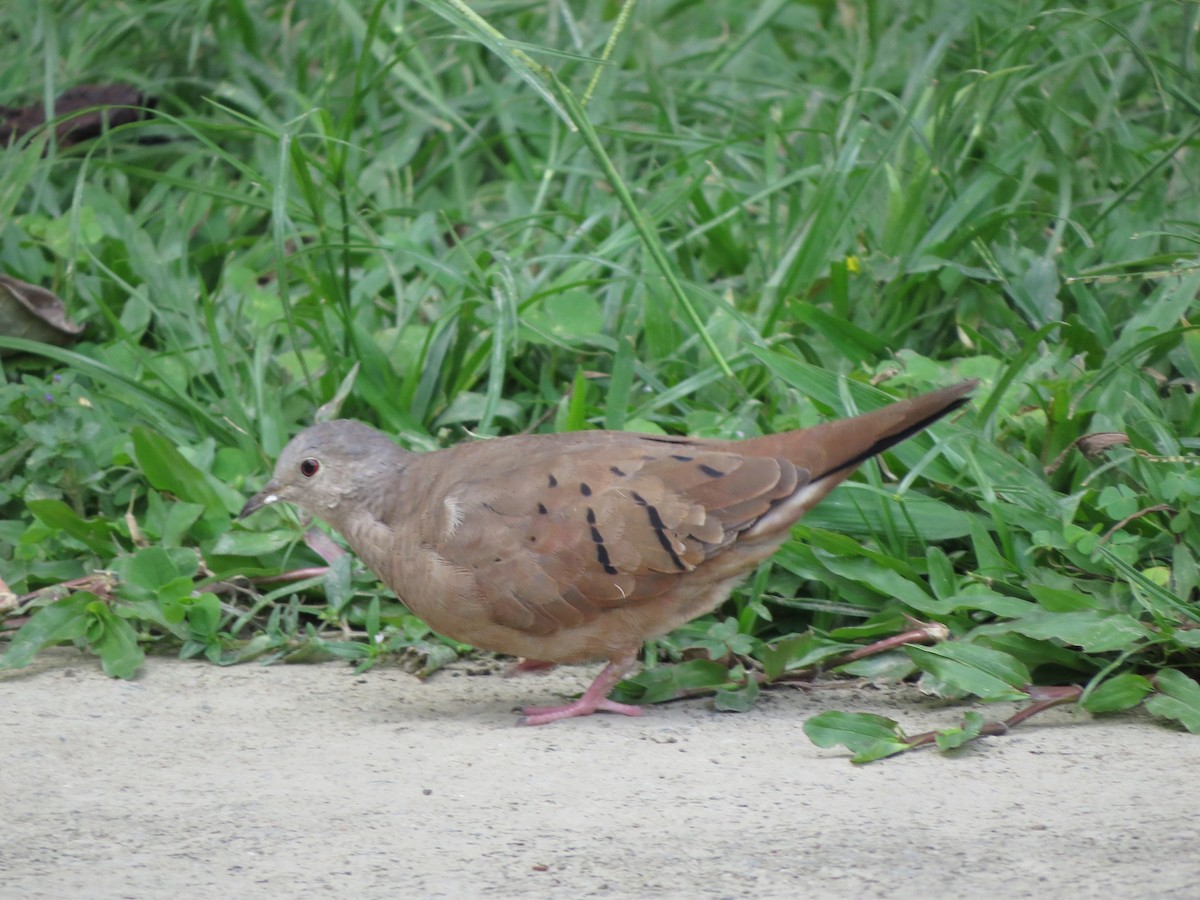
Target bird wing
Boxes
[433,436,808,636]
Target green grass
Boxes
[3,0,1200,755]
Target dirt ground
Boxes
[3,649,1197,898]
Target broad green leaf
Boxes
[208,529,301,557]
[906,643,1031,701]
[836,652,918,682]
[663,659,731,691]
[1172,544,1198,602]
[114,598,186,638]
[112,547,201,623]
[26,499,118,556]
[803,489,975,541]
[1170,629,1200,648]
[1096,485,1139,519]
[158,500,206,548]
[86,601,144,679]
[925,546,957,600]
[815,553,941,615]
[127,545,197,591]
[132,426,242,516]
[179,593,222,642]
[614,659,729,704]
[156,577,203,620]
[804,711,912,762]
[364,595,382,638]
[791,303,887,362]
[523,290,605,344]
[969,517,1012,579]
[433,391,524,428]
[1145,670,1200,733]
[918,670,968,701]
[0,593,92,669]
[1028,583,1100,612]
[830,612,906,640]
[935,710,985,750]
[998,610,1153,653]
[760,633,857,682]
[323,554,354,612]
[714,676,760,712]
[797,526,872,560]
[804,710,906,749]
[1082,673,1153,714]
[849,739,917,764]
[621,417,668,436]
[945,589,1038,619]
[978,633,1093,674]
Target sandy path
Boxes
[3,650,1197,898]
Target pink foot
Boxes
[517,658,641,726]
[520,697,645,726]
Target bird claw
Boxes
[515,658,641,725]
[519,697,645,726]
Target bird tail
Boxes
[741,380,976,537]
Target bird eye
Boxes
[300,458,320,478]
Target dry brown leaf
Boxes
[0,275,84,355]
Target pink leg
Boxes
[506,658,558,676]
[519,659,643,726]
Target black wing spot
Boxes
[630,491,648,506]
[610,465,627,476]
[644,503,687,571]
[580,482,592,496]
[547,473,558,488]
[586,508,597,524]
[698,463,726,478]
[589,521,620,575]
[537,502,548,515]
[597,546,618,576]
[670,454,694,462]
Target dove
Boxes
[240,380,975,724]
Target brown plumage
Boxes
[240,380,976,724]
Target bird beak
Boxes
[239,480,282,520]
